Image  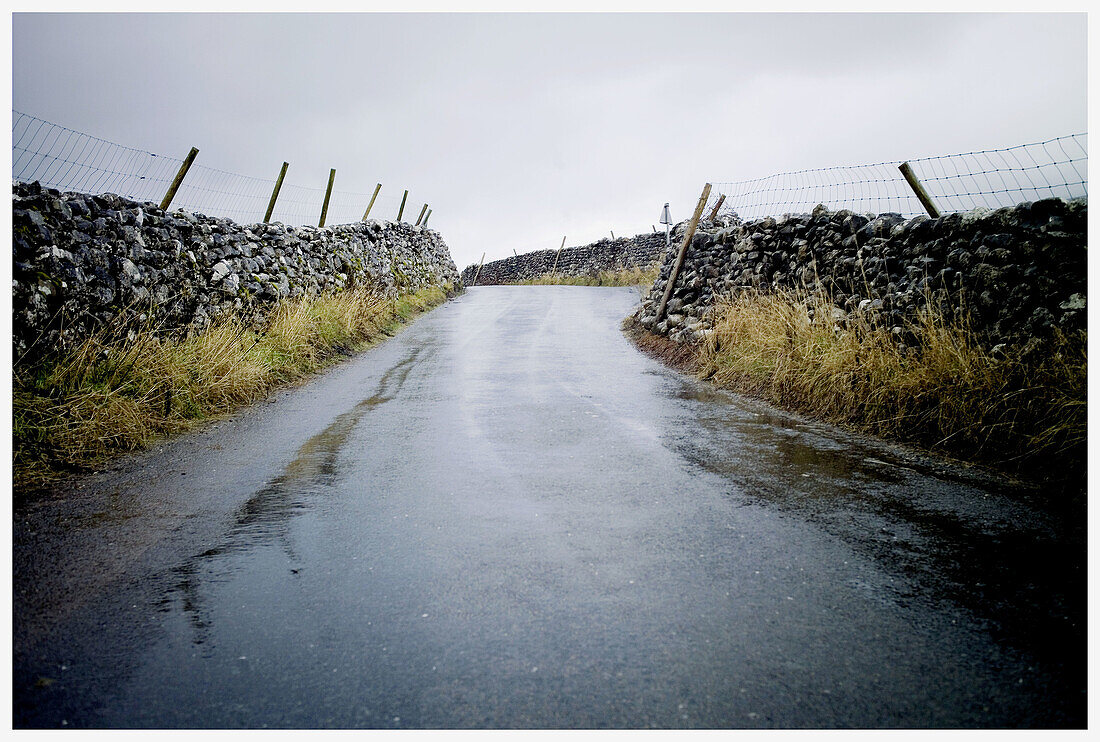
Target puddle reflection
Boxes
[155,345,429,647]
[664,375,1085,693]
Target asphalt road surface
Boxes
[13,286,1085,728]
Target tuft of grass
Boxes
[13,285,452,491]
[694,288,1086,483]
[514,264,660,288]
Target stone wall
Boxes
[460,232,667,285]
[12,181,461,361]
[634,198,1086,350]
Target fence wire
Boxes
[12,110,422,227]
[707,134,1087,221]
[13,110,1086,231]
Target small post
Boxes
[610,230,615,239]
[551,235,566,276]
[471,252,486,286]
[423,209,432,226]
[707,193,726,221]
[660,202,673,248]
[159,146,199,211]
[397,190,409,221]
[656,182,711,323]
[318,168,336,227]
[513,249,518,257]
[414,203,428,226]
[362,183,382,220]
[898,162,941,218]
[652,225,657,233]
[264,161,289,223]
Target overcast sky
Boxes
[11,12,1088,270]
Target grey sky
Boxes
[11,12,1087,270]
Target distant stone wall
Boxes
[460,233,667,285]
[633,198,1086,350]
[12,181,461,361]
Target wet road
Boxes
[13,286,1085,728]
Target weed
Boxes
[512,264,660,288]
[694,288,1086,483]
[13,285,452,491]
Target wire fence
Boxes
[13,110,1087,234]
[706,134,1087,221]
[12,110,423,227]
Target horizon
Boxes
[11,12,1088,269]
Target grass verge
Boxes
[13,284,454,492]
[511,264,660,287]
[629,288,1085,489]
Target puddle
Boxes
[663,373,1085,689]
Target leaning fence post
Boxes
[655,182,711,323]
[318,168,336,227]
[551,235,566,277]
[898,162,942,218]
[264,161,289,223]
[160,146,199,211]
[471,252,486,286]
[423,209,432,226]
[707,193,726,221]
[397,190,408,222]
[415,203,428,226]
[362,183,382,220]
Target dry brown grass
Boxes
[694,289,1086,480]
[517,264,660,287]
[13,285,451,490]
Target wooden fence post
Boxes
[362,183,382,220]
[471,252,486,286]
[898,162,942,218]
[415,203,428,226]
[655,182,711,323]
[264,161,289,223]
[318,168,336,227]
[159,146,199,211]
[551,235,566,277]
[397,190,408,222]
[707,193,726,221]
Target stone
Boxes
[1059,293,1086,311]
[211,260,232,283]
[119,257,142,284]
[48,246,75,263]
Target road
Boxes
[13,285,1085,728]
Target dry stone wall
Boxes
[12,181,461,361]
[460,233,666,285]
[634,198,1086,352]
